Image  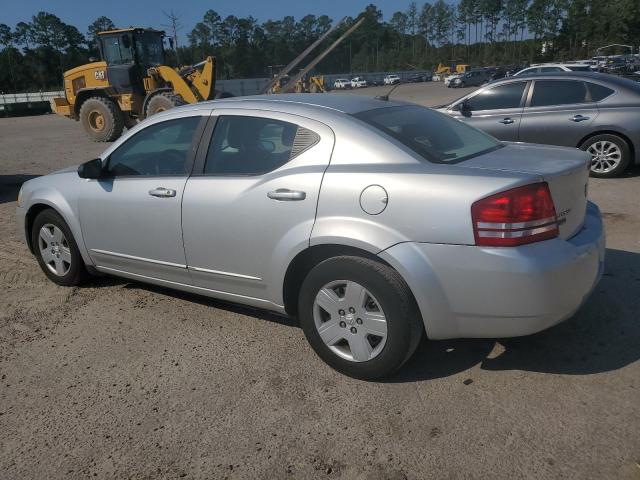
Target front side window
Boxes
[204,116,318,175]
[567,65,591,71]
[530,80,588,107]
[107,117,201,176]
[465,82,527,111]
[355,105,501,164]
[516,67,538,76]
[539,66,563,72]
[135,32,164,66]
[101,34,134,66]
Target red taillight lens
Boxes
[471,182,559,247]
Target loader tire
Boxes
[145,92,186,118]
[79,97,124,142]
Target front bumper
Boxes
[379,202,605,340]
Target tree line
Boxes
[1,1,639,93]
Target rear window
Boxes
[354,105,502,164]
[567,65,591,71]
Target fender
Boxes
[24,186,94,267]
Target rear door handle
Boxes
[499,117,515,124]
[267,189,306,201]
[570,114,590,122]
[148,187,176,198]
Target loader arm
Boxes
[153,57,216,104]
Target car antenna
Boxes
[375,82,403,101]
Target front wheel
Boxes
[31,209,88,286]
[298,256,423,380]
[580,134,630,178]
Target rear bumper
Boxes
[379,201,605,340]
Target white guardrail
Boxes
[0,91,64,106]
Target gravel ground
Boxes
[1,82,639,480]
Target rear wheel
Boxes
[145,92,186,118]
[298,256,423,380]
[79,96,124,142]
[31,209,88,286]
[580,134,630,178]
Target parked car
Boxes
[17,94,604,380]
[333,78,350,89]
[384,74,401,85]
[443,73,462,87]
[448,69,491,88]
[440,72,640,177]
[406,73,431,83]
[512,63,592,76]
[351,77,367,88]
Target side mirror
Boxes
[78,158,104,179]
[460,100,472,117]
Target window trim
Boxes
[192,114,316,178]
[525,79,593,109]
[104,115,208,179]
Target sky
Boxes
[3,0,426,42]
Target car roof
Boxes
[176,93,408,116]
[485,71,640,94]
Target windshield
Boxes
[354,105,502,164]
[101,34,134,66]
[135,32,164,66]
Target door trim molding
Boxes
[189,266,262,281]
[90,249,187,269]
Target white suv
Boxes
[333,79,350,89]
[384,75,401,85]
[512,63,592,76]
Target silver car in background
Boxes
[441,72,640,177]
[16,95,605,379]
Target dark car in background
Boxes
[449,69,491,88]
[440,72,640,177]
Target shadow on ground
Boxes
[82,247,639,383]
[391,247,640,382]
[0,174,39,204]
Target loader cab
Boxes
[98,28,166,95]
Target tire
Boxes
[145,92,186,118]
[31,209,88,287]
[79,96,124,142]
[580,134,630,178]
[298,256,423,380]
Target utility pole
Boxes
[162,10,182,65]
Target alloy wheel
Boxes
[313,280,388,362]
[588,140,622,174]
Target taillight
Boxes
[471,182,558,247]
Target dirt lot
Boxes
[1,82,639,479]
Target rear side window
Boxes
[204,116,319,175]
[587,82,615,101]
[539,66,563,72]
[567,65,591,71]
[466,82,527,111]
[354,105,501,164]
[530,80,588,107]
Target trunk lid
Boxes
[461,143,590,239]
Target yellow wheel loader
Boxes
[51,28,231,142]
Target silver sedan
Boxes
[16,94,605,379]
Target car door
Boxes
[79,112,207,283]
[447,81,528,141]
[518,79,598,147]
[181,109,334,305]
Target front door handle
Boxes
[148,187,176,198]
[267,189,306,201]
[499,117,515,124]
[570,114,590,122]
